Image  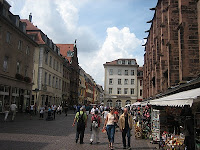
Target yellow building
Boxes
[78,67,86,104]
[21,19,64,108]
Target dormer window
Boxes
[131,60,136,65]
[118,60,122,64]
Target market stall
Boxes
[149,88,200,150]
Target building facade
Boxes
[62,59,71,105]
[78,67,86,104]
[104,59,143,107]
[0,0,37,112]
[143,0,200,100]
[57,43,79,105]
[21,19,63,108]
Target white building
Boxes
[104,59,143,107]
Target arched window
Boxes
[116,100,122,107]
[107,99,112,107]
[126,100,131,105]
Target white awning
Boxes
[150,88,200,107]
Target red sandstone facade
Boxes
[143,0,200,100]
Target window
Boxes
[109,69,113,75]
[60,64,62,73]
[118,69,122,75]
[24,66,28,76]
[117,88,121,94]
[130,88,134,95]
[107,100,112,107]
[59,79,61,89]
[109,79,113,85]
[52,76,55,87]
[118,60,122,64]
[126,100,131,105]
[56,61,59,71]
[131,60,135,65]
[49,74,51,86]
[131,70,134,76]
[140,80,143,86]
[140,89,143,96]
[124,79,128,85]
[124,88,128,94]
[118,79,121,85]
[109,88,112,94]
[3,56,8,72]
[49,56,52,67]
[125,60,128,65]
[45,52,48,65]
[6,31,11,43]
[125,70,128,75]
[53,59,55,69]
[116,100,122,107]
[131,79,134,85]
[26,46,30,55]
[16,61,20,74]
[56,78,58,88]
[44,72,47,85]
[18,40,23,50]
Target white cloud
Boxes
[7,0,143,87]
[80,27,143,86]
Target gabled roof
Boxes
[56,44,74,61]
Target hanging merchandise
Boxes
[151,109,160,142]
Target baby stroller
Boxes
[46,109,53,121]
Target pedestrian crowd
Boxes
[72,104,133,150]
[3,101,69,122]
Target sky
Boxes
[7,0,157,86]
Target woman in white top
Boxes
[103,107,118,150]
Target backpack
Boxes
[77,112,85,130]
[92,115,99,128]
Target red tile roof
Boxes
[21,19,45,44]
[56,44,74,61]
[21,19,40,31]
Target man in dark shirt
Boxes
[119,108,133,149]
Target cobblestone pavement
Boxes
[0,112,158,150]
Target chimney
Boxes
[29,13,32,22]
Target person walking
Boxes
[90,110,101,144]
[39,105,45,119]
[91,105,99,115]
[51,104,57,119]
[30,103,34,120]
[72,107,87,144]
[4,103,10,121]
[119,108,133,149]
[103,107,118,150]
[102,108,109,121]
[10,102,17,121]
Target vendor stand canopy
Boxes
[150,87,200,107]
[132,102,141,106]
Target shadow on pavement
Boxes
[0,140,48,150]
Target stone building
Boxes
[57,43,79,105]
[143,0,200,100]
[0,0,37,112]
[62,58,71,105]
[21,19,64,108]
[104,59,143,107]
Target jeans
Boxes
[90,126,99,143]
[106,125,115,143]
[11,110,16,121]
[122,128,131,147]
[76,124,85,144]
[4,111,9,121]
